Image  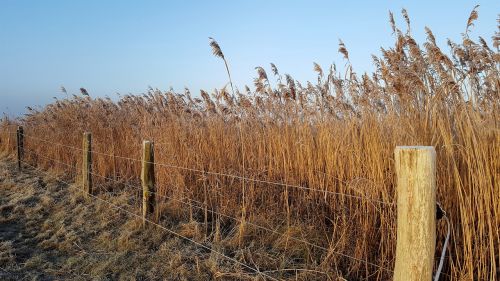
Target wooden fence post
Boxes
[16,126,23,170]
[394,146,436,281]
[141,140,155,226]
[7,128,11,154]
[82,132,93,196]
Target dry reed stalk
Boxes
[1,8,498,281]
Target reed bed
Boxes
[0,8,498,280]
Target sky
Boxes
[0,0,498,116]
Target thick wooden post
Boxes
[394,146,436,281]
[141,140,155,226]
[16,126,24,170]
[82,132,93,196]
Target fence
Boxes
[3,125,450,280]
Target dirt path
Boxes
[0,157,242,281]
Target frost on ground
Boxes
[0,156,261,281]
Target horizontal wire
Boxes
[22,151,139,200]
[90,172,120,182]
[161,191,393,272]
[21,149,393,273]
[90,150,393,206]
[85,191,279,280]
[19,133,394,206]
[18,159,280,281]
[84,169,393,273]
[20,146,396,274]
[115,178,331,251]
[23,134,84,152]
[21,155,141,213]
[24,148,78,171]
[21,152,307,242]
[87,171,319,241]
[21,151,135,204]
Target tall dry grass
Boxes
[1,8,499,280]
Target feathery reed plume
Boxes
[255,66,268,82]
[270,63,283,85]
[80,88,89,96]
[401,8,411,34]
[313,62,323,78]
[209,37,235,97]
[285,74,296,100]
[338,40,349,60]
[389,11,396,34]
[493,15,499,49]
[270,63,279,76]
[465,5,480,36]
[425,27,436,45]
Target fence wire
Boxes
[0,127,455,280]
[19,159,280,281]
[18,141,396,276]
[21,133,395,206]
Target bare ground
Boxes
[0,156,269,281]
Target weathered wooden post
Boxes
[394,146,436,281]
[141,140,155,226]
[6,128,12,154]
[82,132,93,196]
[16,126,24,170]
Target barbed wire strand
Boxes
[85,170,393,272]
[20,133,394,206]
[20,150,394,273]
[19,159,280,281]
[152,189,394,272]
[20,144,397,272]
[89,149,393,206]
[91,170,333,251]
[24,148,78,171]
[23,134,84,152]
[24,160,394,277]
[87,168,395,248]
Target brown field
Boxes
[0,8,499,280]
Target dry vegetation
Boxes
[0,156,233,280]
[0,8,499,280]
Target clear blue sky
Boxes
[0,0,498,116]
